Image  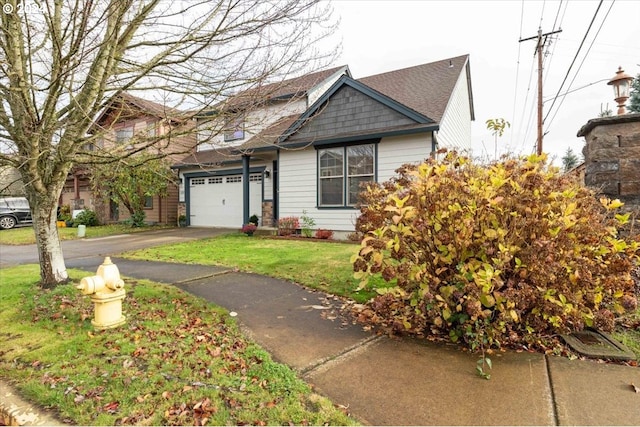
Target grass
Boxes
[612,310,640,361]
[124,233,640,361]
[0,265,358,426]
[0,224,175,245]
[125,233,386,303]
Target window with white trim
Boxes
[249,174,262,182]
[208,177,223,184]
[191,178,205,185]
[318,144,374,207]
[226,176,242,183]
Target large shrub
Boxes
[352,152,639,352]
[72,209,99,227]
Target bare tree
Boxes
[0,0,337,288]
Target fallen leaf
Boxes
[162,391,172,399]
[631,383,640,393]
[103,401,119,414]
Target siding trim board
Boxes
[276,126,437,150]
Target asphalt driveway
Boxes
[0,227,232,268]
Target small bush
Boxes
[301,210,316,238]
[278,216,299,236]
[352,152,639,353]
[72,209,99,227]
[130,210,146,228]
[315,229,334,239]
[242,223,257,235]
[57,205,71,222]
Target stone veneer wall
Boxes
[261,201,274,227]
[578,113,640,214]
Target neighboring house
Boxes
[0,165,25,197]
[174,54,475,236]
[60,93,196,225]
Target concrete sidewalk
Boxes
[5,257,640,425]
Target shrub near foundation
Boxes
[352,152,640,352]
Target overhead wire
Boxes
[514,1,546,154]
[534,0,567,153]
[509,0,526,150]
[544,0,615,131]
[542,0,605,125]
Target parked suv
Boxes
[0,197,33,229]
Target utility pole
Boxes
[519,27,562,155]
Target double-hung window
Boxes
[318,144,375,207]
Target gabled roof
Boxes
[94,92,185,128]
[205,65,351,115]
[277,75,438,147]
[358,54,472,123]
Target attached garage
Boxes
[188,173,263,227]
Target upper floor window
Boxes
[115,127,134,144]
[223,118,244,142]
[318,143,375,207]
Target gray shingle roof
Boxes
[358,54,471,123]
[215,66,349,112]
[172,147,241,168]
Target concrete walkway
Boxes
[4,255,640,425]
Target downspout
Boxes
[242,155,250,225]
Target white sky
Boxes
[325,0,640,165]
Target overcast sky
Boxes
[325,0,640,165]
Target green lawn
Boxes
[125,233,384,303]
[0,224,175,245]
[0,265,358,426]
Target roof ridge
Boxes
[356,54,469,80]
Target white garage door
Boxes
[189,174,262,227]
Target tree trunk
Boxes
[29,191,69,289]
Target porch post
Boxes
[242,155,250,225]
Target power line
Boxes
[543,0,606,124]
[544,0,615,132]
[519,27,563,155]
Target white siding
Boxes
[436,67,473,152]
[197,98,307,151]
[278,133,433,232]
[263,172,273,200]
[377,133,433,182]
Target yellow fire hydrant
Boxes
[77,257,126,330]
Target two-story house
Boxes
[60,93,196,225]
[173,54,475,236]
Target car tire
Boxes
[0,216,17,229]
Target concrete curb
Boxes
[0,380,64,426]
